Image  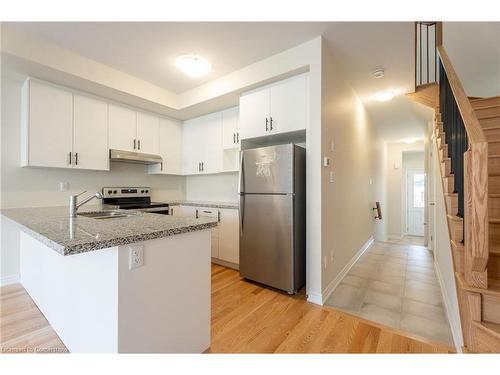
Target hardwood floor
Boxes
[0,264,455,354]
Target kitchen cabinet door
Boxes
[200,112,223,174]
[222,107,239,150]
[137,112,160,155]
[108,104,137,152]
[182,118,203,175]
[73,94,109,171]
[269,74,308,135]
[218,208,239,265]
[26,80,73,168]
[239,88,270,140]
[149,117,183,175]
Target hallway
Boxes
[324,237,454,345]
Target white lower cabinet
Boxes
[170,205,239,267]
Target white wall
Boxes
[0,69,186,284]
[185,173,239,202]
[443,22,500,98]
[320,43,384,300]
[386,141,425,238]
[431,135,463,350]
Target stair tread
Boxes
[471,95,500,102]
[489,155,500,159]
[475,104,500,111]
[447,214,463,222]
[456,272,500,297]
[473,320,500,339]
[489,194,500,198]
[490,218,500,224]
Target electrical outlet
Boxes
[329,171,334,183]
[129,245,144,270]
[59,182,69,192]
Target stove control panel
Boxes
[102,187,151,198]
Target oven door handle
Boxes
[135,207,170,213]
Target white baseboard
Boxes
[307,292,323,305]
[433,259,463,353]
[1,274,20,287]
[320,236,374,305]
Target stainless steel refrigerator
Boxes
[239,144,306,294]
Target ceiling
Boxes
[10,22,430,141]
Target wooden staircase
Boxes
[432,54,500,352]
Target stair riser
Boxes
[489,222,500,247]
[480,116,500,129]
[443,175,454,193]
[484,128,500,142]
[489,142,500,156]
[471,323,500,353]
[436,121,444,134]
[489,176,500,194]
[475,106,500,120]
[449,217,463,242]
[489,157,500,175]
[488,252,500,280]
[446,195,459,218]
[435,113,442,122]
[472,97,500,108]
[483,294,500,325]
[489,196,500,218]
[440,144,448,160]
[451,243,464,275]
[441,159,451,177]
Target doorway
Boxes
[406,168,425,236]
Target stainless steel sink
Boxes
[77,210,139,219]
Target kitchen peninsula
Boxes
[1,206,217,353]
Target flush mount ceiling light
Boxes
[372,68,385,79]
[373,89,397,102]
[175,55,211,77]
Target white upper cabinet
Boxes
[108,104,137,152]
[222,107,240,150]
[23,80,73,168]
[149,117,183,175]
[73,94,109,171]
[239,73,308,140]
[269,74,308,134]
[182,111,222,175]
[137,112,160,155]
[239,88,270,140]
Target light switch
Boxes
[329,171,334,183]
[59,182,69,192]
[323,157,330,167]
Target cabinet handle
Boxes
[138,139,141,150]
[75,152,78,165]
[233,133,236,144]
[218,211,221,222]
[198,162,201,172]
[161,162,163,172]
[69,152,72,165]
[195,209,199,219]
[202,162,204,171]
[237,132,239,143]
[265,118,269,131]
[270,117,273,131]
[133,139,136,150]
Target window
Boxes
[413,173,425,208]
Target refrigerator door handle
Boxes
[238,151,244,194]
[239,194,245,235]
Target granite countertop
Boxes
[166,200,239,209]
[0,205,218,256]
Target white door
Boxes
[182,118,203,175]
[407,169,425,236]
[218,208,240,265]
[137,112,160,155]
[108,104,137,152]
[269,74,308,135]
[222,107,240,150]
[28,80,73,168]
[200,112,223,174]
[73,94,109,171]
[239,88,270,140]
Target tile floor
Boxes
[324,236,454,345]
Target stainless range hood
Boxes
[109,149,162,165]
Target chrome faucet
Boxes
[69,191,103,218]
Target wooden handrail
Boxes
[437,46,489,278]
[437,46,486,144]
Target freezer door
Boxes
[239,194,294,292]
[240,144,293,194]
